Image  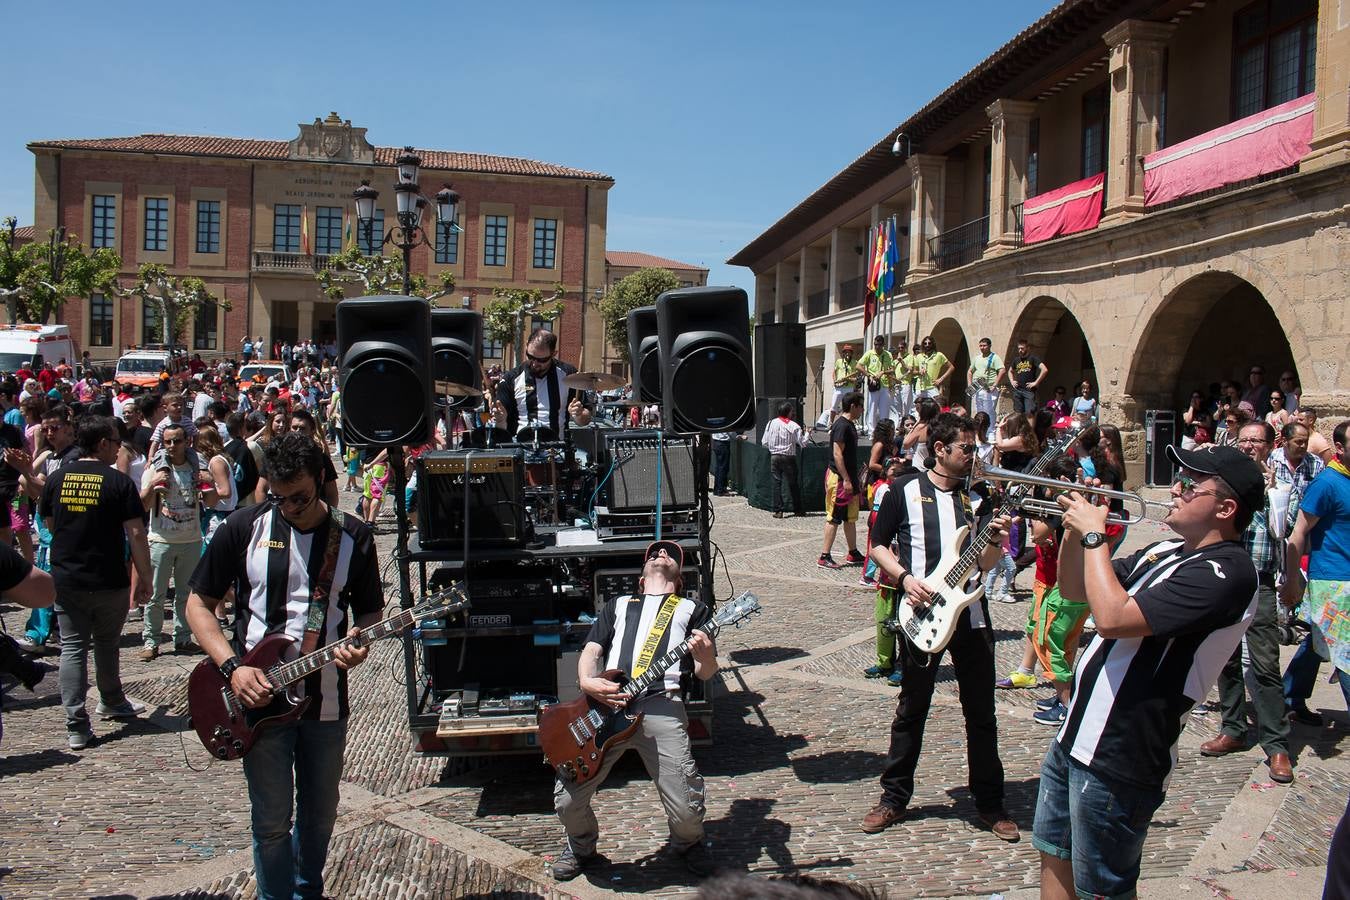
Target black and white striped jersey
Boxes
[869,471,989,629]
[189,503,384,721]
[586,593,711,694]
[1057,538,1257,788]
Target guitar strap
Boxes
[630,593,683,681]
[299,505,347,656]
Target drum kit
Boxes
[432,370,638,524]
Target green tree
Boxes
[597,267,681,364]
[129,264,230,347]
[315,246,456,301]
[0,220,122,325]
[482,285,566,364]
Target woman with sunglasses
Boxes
[1264,389,1292,439]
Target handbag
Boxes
[867,377,881,392]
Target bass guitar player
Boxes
[549,539,716,882]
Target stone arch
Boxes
[928,316,972,406]
[1124,271,1301,413]
[1005,296,1099,398]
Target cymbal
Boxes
[604,398,650,407]
[434,380,483,399]
[563,371,625,391]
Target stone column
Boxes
[297,299,314,342]
[828,227,843,315]
[985,99,1038,252]
[1302,0,1350,171]
[1101,20,1176,222]
[773,261,791,323]
[906,154,947,277]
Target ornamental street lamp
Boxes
[352,147,461,296]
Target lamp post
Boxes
[352,147,460,296]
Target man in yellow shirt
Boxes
[857,335,895,435]
[830,344,859,426]
[912,335,954,403]
[889,335,912,421]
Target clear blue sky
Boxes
[1,0,1051,296]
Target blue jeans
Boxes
[1033,740,1166,900]
[984,551,1015,597]
[242,718,348,900]
[712,440,731,494]
[1284,629,1350,711]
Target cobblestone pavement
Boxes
[1,487,1344,899]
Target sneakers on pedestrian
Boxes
[858,575,878,588]
[817,554,841,570]
[1035,695,1059,711]
[1289,705,1324,727]
[138,646,158,662]
[886,671,904,688]
[772,511,784,518]
[680,841,715,877]
[96,699,146,719]
[844,549,866,566]
[995,592,1018,604]
[67,729,94,751]
[1033,699,1067,726]
[550,845,597,881]
[863,665,891,679]
[14,636,43,654]
[996,671,1038,689]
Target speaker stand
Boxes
[694,433,714,608]
[387,446,416,620]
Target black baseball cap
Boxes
[1165,444,1265,513]
[645,540,684,569]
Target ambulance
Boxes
[0,324,76,374]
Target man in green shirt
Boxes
[890,335,912,420]
[857,335,895,435]
[968,337,1005,438]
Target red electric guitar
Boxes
[538,591,761,784]
[188,586,469,760]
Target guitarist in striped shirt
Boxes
[551,541,717,881]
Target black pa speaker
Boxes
[755,323,806,398]
[337,295,433,445]
[656,286,755,433]
[431,308,482,412]
[627,305,661,402]
[754,398,804,443]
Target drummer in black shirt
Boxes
[495,329,592,439]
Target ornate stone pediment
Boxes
[289,112,374,164]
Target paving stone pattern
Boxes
[0,488,1341,898]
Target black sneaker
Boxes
[550,845,596,882]
[844,549,866,566]
[681,842,715,877]
[1035,695,1059,711]
[817,554,841,570]
[1289,706,1325,727]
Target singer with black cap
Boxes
[549,539,716,881]
[1033,443,1264,900]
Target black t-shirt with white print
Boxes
[188,502,384,721]
[586,592,711,695]
[1057,538,1257,789]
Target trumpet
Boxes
[973,459,1175,525]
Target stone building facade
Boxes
[730,0,1349,483]
[27,113,613,368]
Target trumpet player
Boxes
[1034,444,1263,900]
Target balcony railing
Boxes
[806,288,830,319]
[252,250,352,273]
[839,276,864,310]
[927,216,989,272]
[1011,203,1025,248]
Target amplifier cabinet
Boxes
[604,432,698,512]
[417,451,525,548]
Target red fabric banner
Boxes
[1022,173,1105,245]
[1143,94,1314,207]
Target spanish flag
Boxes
[301,205,311,255]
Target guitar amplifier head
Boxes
[416,450,525,547]
[603,431,698,512]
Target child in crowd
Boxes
[862,458,905,688]
[983,525,1018,604]
[343,446,361,492]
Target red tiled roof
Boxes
[27,134,612,181]
[605,251,707,271]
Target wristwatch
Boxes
[1080,531,1107,550]
[218,656,243,682]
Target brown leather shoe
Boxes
[1267,752,1294,783]
[977,810,1020,842]
[861,803,904,833]
[1199,733,1246,756]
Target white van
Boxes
[0,324,76,374]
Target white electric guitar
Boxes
[890,435,1071,654]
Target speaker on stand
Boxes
[337,295,434,446]
[627,305,661,403]
[754,323,806,398]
